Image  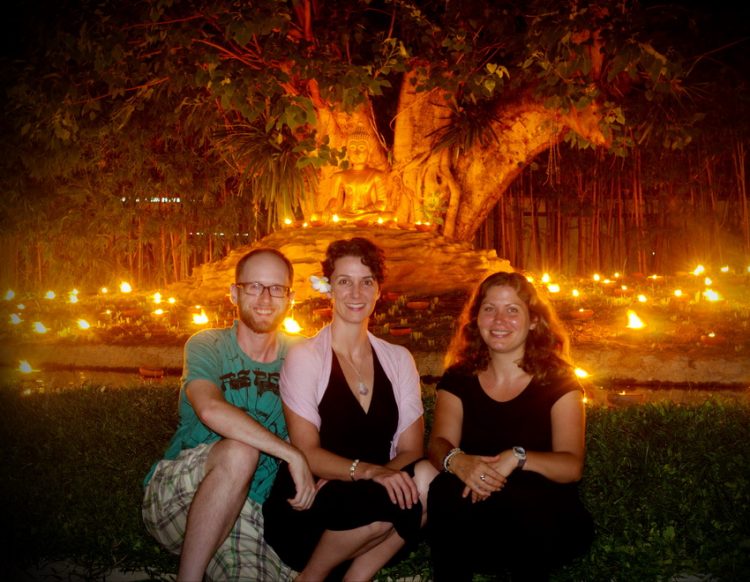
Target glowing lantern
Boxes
[332,214,340,223]
[68,292,79,304]
[10,314,22,324]
[4,289,15,300]
[692,264,705,276]
[153,292,162,304]
[168,297,176,304]
[153,308,165,316]
[673,289,683,298]
[377,217,384,225]
[283,317,302,334]
[18,360,38,374]
[704,277,712,286]
[720,266,729,273]
[77,319,91,330]
[571,289,580,298]
[32,322,48,334]
[192,310,209,325]
[44,290,56,299]
[284,217,293,226]
[303,222,309,228]
[541,273,551,284]
[702,289,722,302]
[574,368,590,379]
[120,281,132,293]
[100,287,109,294]
[592,273,601,282]
[547,283,560,293]
[626,310,646,329]
[637,294,647,303]
[613,272,621,279]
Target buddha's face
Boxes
[346,138,370,165]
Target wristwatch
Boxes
[512,446,527,469]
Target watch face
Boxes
[513,446,526,459]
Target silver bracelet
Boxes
[442,447,463,473]
[349,458,360,481]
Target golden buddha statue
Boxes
[325,126,392,224]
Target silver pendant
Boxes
[358,381,369,396]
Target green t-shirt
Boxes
[145,321,292,504]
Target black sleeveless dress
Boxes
[263,348,422,572]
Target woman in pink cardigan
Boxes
[263,237,437,581]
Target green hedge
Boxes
[1,382,749,581]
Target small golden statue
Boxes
[325,126,391,223]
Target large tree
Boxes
[2,0,740,284]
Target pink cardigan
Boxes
[280,325,423,459]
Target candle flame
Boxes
[100,287,109,294]
[702,289,721,302]
[547,283,560,293]
[637,294,647,303]
[284,217,292,225]
[541,273,551,283]
[19,360,38,373]
[692,264,705,276]
[120,281,132,293]
[192,310,209,325]
[720,266,729,273]
[592,273,601,282]
[332,214,340,223]
[626,310,646,329]
[571,289,580,298]
[283,317,302,334]
[153,292,162,304]
[673,289,683,297]
[32,322,48,334]
[77,319,90,330]
[574,367,590,379]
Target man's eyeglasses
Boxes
[235,282,290,298]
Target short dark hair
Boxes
[322,237,386,285]
[235,248,294,284]
[445,271,571,381]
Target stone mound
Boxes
[171,225,512,303]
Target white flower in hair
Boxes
[310,275,331,294]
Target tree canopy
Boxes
[1,0,747,286]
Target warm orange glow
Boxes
[574,367,590,379]
[704,277,712,286]
[303,222,309,228]
[4,289,15,300]
[120,281,132,293]
[673,289,683,297]
[168,297,176,304]
[32,322,48,334]
[592,273,601,282]
[692,264,705,276]
[17,303,25,310]
[284,217,293,225]
[332,214,340,223]
[720,266,729,273]
[44,290,56,299]
[637,294,647,303]
[377,216,384,225]
[541,273,551,284]
[77,319,91,330]
[153,292,162,304]
[614,272,621,279]
[192,310,209,325]
[571,289,580,298]
[153,308,165,316]
[100,287,109,294]
[283,317,302,334]
[547,283,560,293]
[68,292,79,304]
[626,310,646,329]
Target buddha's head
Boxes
[346,126,371,166]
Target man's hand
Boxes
[286,450,316,510]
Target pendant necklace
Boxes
[340,351,369,396]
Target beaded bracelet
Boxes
[349,458,361,481]
[442,447,463,473]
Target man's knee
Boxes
[207,439,260,482]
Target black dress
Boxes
[427,369,594,582]
[263,348,423,573]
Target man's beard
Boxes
[239,304,286,333]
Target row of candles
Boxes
[4,264,746,377]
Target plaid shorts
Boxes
[142,442,296,582]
